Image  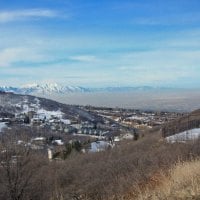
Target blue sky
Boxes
[0,0,200,87]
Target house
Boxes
[122,133,134,140]
[89,141,114,153]
[31,137,46,145]
[64,126,76,134]
[71,123,82,129]
[114,136,120,142]
[27,111,36,119]
[52,139,64,146]
[31,117,43,126]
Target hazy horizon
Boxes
[1,82,200,90]
[34,89,200,112]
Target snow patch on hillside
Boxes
[0,122,7,132]
[166,128,200,143]
[37,109,64,120]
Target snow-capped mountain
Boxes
[0,86,21,94]
[21,83,89,94]
[0,83,90,95]
[0,83,159,95]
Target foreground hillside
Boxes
[134,159,200,200]
[1,129,200,200]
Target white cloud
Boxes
[0,47,48,67]
[0,9,58,23]
[69,55,98,62]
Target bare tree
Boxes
[0,131,48,200]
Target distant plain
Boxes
[38,89,200,112]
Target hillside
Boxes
[134,159,200,200]
[0,91,102,123]
[1,129,200,200]
[162,109,200,137]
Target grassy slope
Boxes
[126,159,200,200]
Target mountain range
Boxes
[0,83,89,95]
[0,83,166,95]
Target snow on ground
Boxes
[61,119,71,125]
[37,109,64,120]
[14,97,70,122]
[34,98,40,106]
[99,114,113,119]
[32,137,46,141]
[22,104,30,113]
[73,133,105,139]
[21,98,40,113]
[89,141,113,152]
[53,140,64,145]
[122,133,134,140]
[166,128,200,143]
[128,116,149,121]
[0,122,7,132]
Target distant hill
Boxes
[162,109,200,137]
[0,92,102,123]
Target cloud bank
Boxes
[0,9,58,23]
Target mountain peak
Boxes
[22,83,40,88]
[0,83,88,95]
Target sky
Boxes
[0,0,200,88]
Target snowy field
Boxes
[0,122,7,132]
[20,98,67,121]
[37,108,63,120]
[166,128,200,143]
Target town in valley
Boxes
[0,91,183,160]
